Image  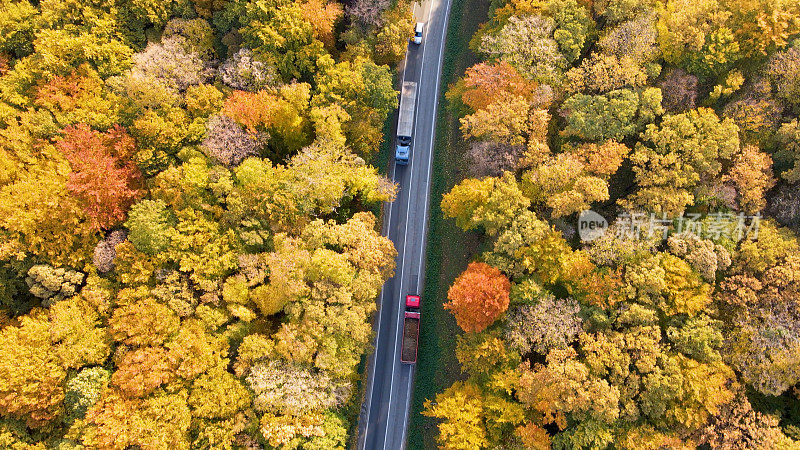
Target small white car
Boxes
[411,22,424,45]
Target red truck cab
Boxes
[401,295,421,364]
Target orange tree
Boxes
[445,262,511,333]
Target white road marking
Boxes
[362,0,452,446]
[382,0,434,447]
[398,0,453,446]
[399,372,414,449]
[382,54,422,450]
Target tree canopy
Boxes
[0,1,406,446]
[430,0,800,447]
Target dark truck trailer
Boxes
[401,295,421,364]
[401,312,420,364]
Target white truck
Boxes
[395,81,418,165]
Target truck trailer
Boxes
[395,81,418,165]
[401,295,421,364]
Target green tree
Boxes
[484,210,593,286]
[232,145,395,234]
[166,208,241,292]
[125,199,174,255]
[775,119,800,182]
[560,88,663,141]
[0,0,38,58]
[63,367,110,424]
[479,14,567,85]
[548,0,592,63]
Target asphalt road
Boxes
[356,0,452,448]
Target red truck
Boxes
[401,295,421,364]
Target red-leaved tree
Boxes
[57,124,143,231]
[445,262,511,332]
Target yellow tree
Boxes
[657,0,732,66]
[34,63,122,129]
[109,289,180,347]
[659,254,713,316]
[312,57,397,155]
[0,168,96,267]
[521,153,610,218]
[460,95,532,146]
[724,144,775,213]
[0,310,66,427]
[723,0,800,56]
[423,382,492,450]
[49,295,110,369]
[565,54,648,94]
[299,0,343,49]
[166,319,227,381]
[441,172,531,235]
[373,1,415,65]
[222,84,312,158]
[570,140,629,177]
[485,210,593,286]
[625,108,740,216]
[188,367,251,421]
[639,354,735,429]
[83,389,192,449]
[111,346,176,398]
[262,212,395,380]
[455,330,520,378]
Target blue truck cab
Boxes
[395,139,411,165]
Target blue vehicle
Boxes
[395,81,418,165]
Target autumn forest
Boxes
[1,0,800,448]
[0,0,412,447]
[424,0,800,448]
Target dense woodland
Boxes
[425,0,800,448]
[0,0,414,447]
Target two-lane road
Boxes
[357,0,452,448]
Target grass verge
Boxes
[406,0,492,447]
